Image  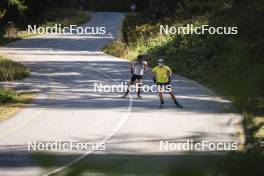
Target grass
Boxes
[0,87,17,103]
[0,31,36,46]
[0,89,35,122]
[0,55,30,81]
[0,56,33,121]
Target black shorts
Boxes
[157,82,172,92]
[130,74,143,83]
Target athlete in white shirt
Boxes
[123,55,147,99]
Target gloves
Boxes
[152,77,157,83]
[168,76,172,83]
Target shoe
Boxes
[174,100,183,109]
[122,94,128,99]
[160,104,165,109]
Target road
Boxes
[0,12,243,176]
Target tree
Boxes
[0,0,26,19]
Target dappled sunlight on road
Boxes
[0,12,243,176]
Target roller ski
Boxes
[122,93,128,99]
[137,95,143,100]
[174,100,183,109]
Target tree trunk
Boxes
[0,9,6,19]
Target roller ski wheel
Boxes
[176,104,183,109]
[159,104,165,109]
[122,94,128,99]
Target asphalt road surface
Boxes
[0,12,243,176]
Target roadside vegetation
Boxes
[0,0,90,45]
[0,0,263,175]
[0,56,34,121]
[104,1,264,120]
[0,56,30,81]
[1,1,90,119]
[105,9,264,114]
[0,88,34,122]
[104,0,264,174]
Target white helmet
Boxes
[157,59,164,63]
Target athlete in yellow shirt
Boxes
[152,59,183,109]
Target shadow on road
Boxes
[0,144,263,176]
[1,60,234,114]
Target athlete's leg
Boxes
[125,75,136,95]
[169,90,183,108]
[159,92,164,104]
[168,91,176,101]
[125,81,133,94]
[136,79,143,99]
[158,85,164,105]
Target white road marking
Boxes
[42,62,133,176]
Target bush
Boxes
[0,87,17,103]
[0,56,30,81]
[103,40,127,58]
[42,8,90,27]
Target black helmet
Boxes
[137,55,144,61]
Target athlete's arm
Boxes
[143,61,147,72]
[166,66,172,77]
[152,67,157,83]
[130,62,133,74]
[167,66,172,82]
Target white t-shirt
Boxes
[131,61,147,75]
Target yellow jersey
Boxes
[152,65,172,83]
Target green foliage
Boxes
[122,13,160,44]
[0,56,30,105]
[217,113,264,176]
[103,40,127,58]
[105,1,264,115]
[85,0,132,11]
[243,114,264,153]
[0,8,90,45]
[104,4,264,174]
[147,0,233,17]
[0,0,26,24]
[6,0,27,11]
[0,87,17,103]
[0,0,90,34]
[41,8,90,27]
[0,56,30,81]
